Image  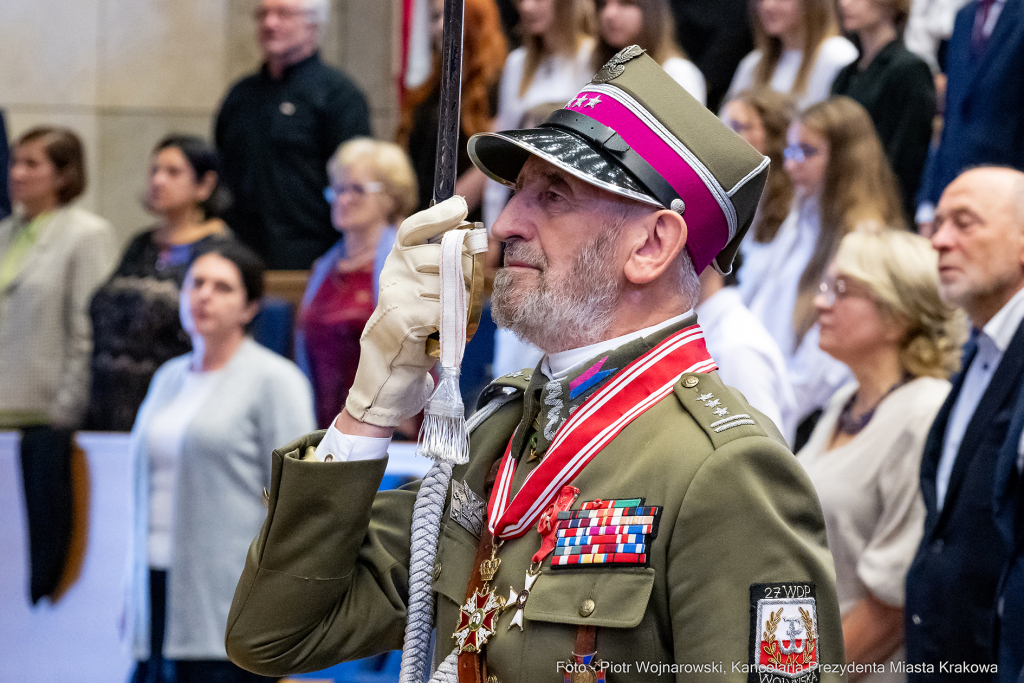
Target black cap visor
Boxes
[468,127,661,208]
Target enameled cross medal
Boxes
[454,540,505,654]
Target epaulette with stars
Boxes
[673,371,767,448]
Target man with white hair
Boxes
[215,0,371,269]
[906,167,1024,682]
[225,49,845,682]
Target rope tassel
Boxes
[417,228,474,465]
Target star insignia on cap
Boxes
[714,406,730,417]
[584,95,602,108]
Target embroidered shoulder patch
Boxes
[749,583,819,683]
[550,498,661,569]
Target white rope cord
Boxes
[399,460,453,683]
[399,390,519,683]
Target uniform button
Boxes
[682,376,699,389]
[912,614,922,625]
[932,539,944,554]
[324,453,335,462]
[433,561,442,581]
[579,599,596,617]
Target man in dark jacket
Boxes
[215,0,371,269]
[905,167,1024,682]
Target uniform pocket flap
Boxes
[433,522,479,604]
[525,567,655,628]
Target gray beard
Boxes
[491,230,621,353]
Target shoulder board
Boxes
[673,370,768,449]
[474,369,532,411]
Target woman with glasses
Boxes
[88,134,232,432]
[722,88,796,305]
[724,0,858,110]
[741,96,904,442]
[797,228,965,682]
[297,138,417,429]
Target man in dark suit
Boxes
[993,381,1024,683]
[906,167,1024,682]
[916,0,1024,223]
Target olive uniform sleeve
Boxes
[225,434,417,676]
[666,433,846,680]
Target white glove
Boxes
[345,196,479,427]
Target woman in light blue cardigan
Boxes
[127,242,315,683]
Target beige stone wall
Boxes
[0,0,398,245]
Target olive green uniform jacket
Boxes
[226,323,846,682]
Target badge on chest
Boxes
[550,498,662,569]
[450,479,486,538]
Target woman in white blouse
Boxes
[740,97,905,434]
[127,242,315,683]
[725,0,858,110]
[594,0,706,104]
[798,228,966,682]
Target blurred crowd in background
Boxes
[2,0,1024,681]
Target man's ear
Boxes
[623,209,688,285]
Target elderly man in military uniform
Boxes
[225,49,845,683]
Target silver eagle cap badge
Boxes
[592,45,645,84]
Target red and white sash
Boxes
[486,324,717,539]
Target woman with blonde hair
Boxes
[798,228,966,682]
[482,0,596,228]
[298,138,418,429]
[743,96,905,437]
[725,0,858,109]
[594,0,706,103]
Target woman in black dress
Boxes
[87,135,232,431]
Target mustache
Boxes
[502,239,547,269]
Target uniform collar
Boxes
[542,310,695,379]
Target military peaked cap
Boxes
[468,46,770,274]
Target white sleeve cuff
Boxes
[313,420,392,462]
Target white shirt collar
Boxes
[541,311,695,379]
[980,284,1024,353]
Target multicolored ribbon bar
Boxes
[557,505,659,519]
[553,543,646,555]
[551,497,661,569]
[580,498,642,510]
[557,534,646,546]
[557,524,653,537]
[552,552,647,566]
[558,515,658,528]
